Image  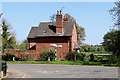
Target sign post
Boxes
[50,44,62,60]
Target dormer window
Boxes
[43,30,46,34]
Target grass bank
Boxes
[7,60,118,67]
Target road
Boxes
[7,64,118,78]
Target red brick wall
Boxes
[4,50,39,60]
[71,23,77,52]
[56,14,63,27]
[56,27,63,33]
[36,37,70,60]
[56,14,63,33]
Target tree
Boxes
[16,39,28,49]
[64,14,86,45]
[109,2,120,58]
[50,14,56,22]
[109,1,120,29]
[50,13,86,45]
[1,19,16,52]
[7,36,16,49]
[81,44,89,52]
[102,30,120,57]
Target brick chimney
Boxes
[63,16,68,22]
[56,10,63,33]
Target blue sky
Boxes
[2,2,115,45]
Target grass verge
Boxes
[7,60,118,67]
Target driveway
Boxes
[7,64,118,78]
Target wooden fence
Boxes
[84,53,111,62]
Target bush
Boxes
[40,49,56,61]
[76,53,85,61]
[89,53,94,61]
[65,52,75,61]
[2,52,18,61]
[19,53,30,61]
[66,52,85,61]
[107,54,119,64]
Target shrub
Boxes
[19,53,30,61]
[40,49,56,61]
[107,54,119,64]
[2,52,18,61]
[89,53,94,61]
[66,52,85,61]
[76,53,85,61]
[65,52,75,61]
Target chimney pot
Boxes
[57,10,59,14]
[64,16,68,22]
[60,10,62,14]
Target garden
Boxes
[2,47,120,67]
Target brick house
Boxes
[5,10,78,60]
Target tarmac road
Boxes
[7,64,118,78]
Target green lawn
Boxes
[7,60,118,67]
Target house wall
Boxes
[71,23,77,52]
[35,37,70,60]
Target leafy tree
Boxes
[50,14,56,22]
[1,19,16,52]
[99,46,104,52]
[64,14,86,45]
[109,1,120,29]
[50,13,86,45]
[97,47,100,52]
[102,30,120,57]
[109,1,120,63]
[16,39,28,49]
[7,36,16,49]
[81,44,89,52]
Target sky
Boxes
[1,2,116,45]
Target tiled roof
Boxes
[27,22,74,38]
